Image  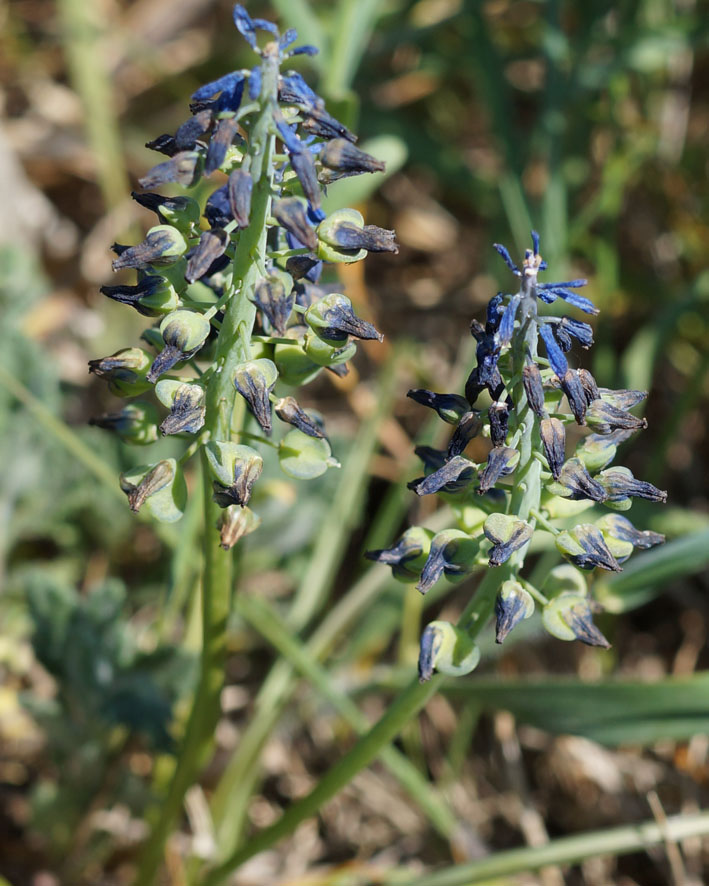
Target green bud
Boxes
[541,492,594,519]
[555,523,622,572]
[149,257,189,293]
[453,504,488,534]
[483,513,533,567]
[303,332,357,367]
[218,505,261,550]
[316,209,367,263]
[274,329,321,386]
[304,293,382,345]
[88,347,153,397]
[417,529,479,594]
[495,580,535,643]
[89,401,160,445]
[418,621,480,682]
[575,435,617,473]
[233,358,278,435]
[365,526,433,583]
[542,592,610,648]
[119,458,187,522]
[147,310,211,383]
[278,429,339,480]
[158,196,201,233]
[205,441,263,508]
[542,563,588,598]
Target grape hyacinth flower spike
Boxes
[89,4,397,538]
[368,231,666,681]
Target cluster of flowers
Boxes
[89,6,396,548]
[368,233,666,681]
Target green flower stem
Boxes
[236,593,458,839]
[390,811,709,886]
[203,566,501,886]
[134,54,280,886]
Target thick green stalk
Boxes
[134,53,279,885]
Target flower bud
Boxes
[408,456,476,497]
[319,139,386,175]
[539,323,568,378]
[274,329,322,386]
[119,458,187,522]
[305,293,382,345]
[522,363,546,418]
[138,150,199,189]
[155,380,206,435]
[88,347,153,397]
[233,358,278,435]
[147,310,211,382]
[273,197,317,250]
[596,467,667,503]
[418,621,480,682]
[478,446,519,493]
[185,229,229,283]
[454,504,488,534]
[555,523,622,572]
[417,529,479,594]
[228,168,253,227]
[488,401,510,447]
[407,389,470,425]
[548,457,606,502]
[112,226,188,271]
[253,271,295,336]
[596,514,665,551]
[100,276,180,317]
[290,149,321,210]
[542,563,588,598]
[205,116,240,175]
[218,505,261,550]
[578,368,600,404]
[542,592,610,648]
[278,428,338,480]
[539,417,565,479]
[285,253,322,282]
[483,513,533,567]
[586,400,647,435]
[365,526,433,583]
[599,388,647,410]
[317,208,398,257]
[206,441,263,508]
[575,433,617,472]
[495,580,534,643]
[131,191,201,234]
[447,411,482,458]
[274,396,325,438]
[89,401,160,445]
[560,369,588,425]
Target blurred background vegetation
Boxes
[1,0,709,884]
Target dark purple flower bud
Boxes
[539,323,568,378]
[586,400,647,435]
[493,242,521,276]
[578,368,600,404]
[484,513,533,567]
[598,388,648,410]
[556,524,622,572]
[233,358,278,435]
[120,460,174,514]
[88,348,152,396]
[498,295,520,345]
[485,295,504,334]
[447,411,482,458]
[112,227,187,272]
[273,198,317,250]
[302,105,357,143]
[478,446,519,493]
[286,254,321,281]
[488,401,510,447]
[407,389,470,424]
[597,468,667,503]
[233,5,277,47]
[274,395,325,439]
[598,514,665,550]
[185,229,228,284]
[228,169,253,228]
[145,133,179,156]
[174,109,213,149]
[207,441,263,508]
[156,382,206,436]
[537,285,598,315]
[495,580,534,643]
[131,191,199,226]
[100,276,167,316]
[146,310,211,383]
[139,151,199,189]
[278,72,320,107]
[563,599,611,648]
[205,116,241,175]
[290,44,318,57]
[305,293,382,343]
[522,363,547,418]
[323,221,399,254]
[540,417,565,479]
[560,317,594,349]
[218,505,260,550]
[192,71,244,102]
[560,369,588,425]
[203,185,231,228]
[253,273,295,336]
[366,526,432,582]
[465,365,504,406]
[417,530,479,594]
[319,139,386,174]
[212,461,262,508]
[556,458,607,502]
[289,149,321,211]
[408,456,476,496]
